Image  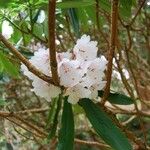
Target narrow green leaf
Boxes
[57,97,74,150]
[46,97,58,129]
[47,96,62,140]
[79,99,132,150]
[0,52,20,78]
[68,8,80,37]
[98,91,134,105]
[57,0,95,9]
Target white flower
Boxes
[2,21,13,39]
[21,48,61,102]
[21,35,107,104]
[32,78,61,101]
[59,59,83,87]
[21,48,50,79]
[73,35,98,61]
[81,57,107,87]
[37,10,45,24]
[65,84,91,104]
[57,52,72,64]
[90,82,106,99]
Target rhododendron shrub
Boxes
[21,35,107,104]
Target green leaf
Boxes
[0,52,20,78]
[119,0,133,18]
[84,6,96,24]
[57,0,95,9]
[98,91,134,105]
[76,8,89,32]
[57,97,74,150]
[46,97,58,129]
[98,0,111,12]
[68,8,80,37]
[79,99,132,150]
[0,0,14,8]
[47,96,62,140]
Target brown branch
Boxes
[48,0,59,85]
[2,116,46,138]
[0,33,53,84]
[0,108,48,116]
[6,117,43,138]
[75,138,110,149]
[4,16,47,44]
[111,109,150,118]
[101,0,119,104]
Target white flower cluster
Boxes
[2,21,14,39]
[21,35,107,104]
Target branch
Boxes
[75,138,110,149]
[101,0,118,104]
[0,33,53,84]
[48,0,59,85]
[4,16,47,44]
[0,108,48,116]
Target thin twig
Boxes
[4,16,47,44]
[129,0,146,26]
[0,108,48,116]
[75,138,110,149]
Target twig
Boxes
[101,0,119,104]
[129,0,146,26]
[4,16,47,44]
[0,33,53,84]
[0,108,48,116]
[48,0,59,85]
[5,117,44,138]
[75,138,110,149]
